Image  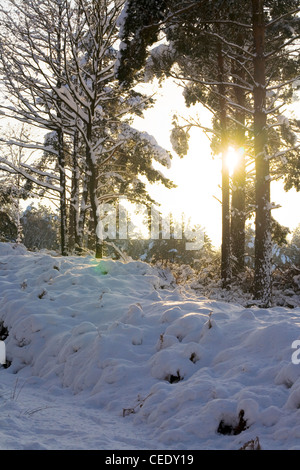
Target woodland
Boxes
[0,0,300,308]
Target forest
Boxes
[1,0,300,452]
[0,0,299,309]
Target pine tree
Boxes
[117,0,300,305]
[118,0,234,285]
[251,0,270,305]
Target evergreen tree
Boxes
[118,0,234,286]
[289,225,300,267]
[117,0,300,305]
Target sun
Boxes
[226,146,240,176]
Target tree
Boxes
[0,0,72,254]
[251,0,300,305]
[117,0,234,286]
[251,0,271,305]
[0,124,46,243]
[0,0,174,258]
[117,0,300,305]
[288,224,300,267]
[0,212,17,242]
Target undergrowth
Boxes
[155,261,300,308]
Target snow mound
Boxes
[1,243,300,450]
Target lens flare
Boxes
[226,146,244,176]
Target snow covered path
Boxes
[1,243,300,450]
[0,371,163,450]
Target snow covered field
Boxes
[1,242,300,451]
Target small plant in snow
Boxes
[239,436,261,450]
[217,409,248,436]
[38,289,47,299]
[123,392,153,417]
[158,333,164,351]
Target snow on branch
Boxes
[0,164,17,175]
[266,7,300,29]
[139,131,171,168]
[204,31,255,59]
[266,35,300,59]
[0,157,61,193]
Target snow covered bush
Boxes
[21,205,59,252]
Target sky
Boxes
[134,79,300,248]
[133,79,223,246]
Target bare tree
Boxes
[0,0,173,258]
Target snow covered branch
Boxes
[0,157,61,192]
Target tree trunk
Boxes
[86,123,103,259]
[252,0,272,306]
[76,174,88,253]
[57,129,68,256]
[217,40,231,288]
[231,69,246,276]
[69,130,80,252]
[56,2,68,256]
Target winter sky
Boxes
[134,78,300,247]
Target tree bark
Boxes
[76,176,88,254]
[69,130,80,252]
[252,0,272,306]
[57,2,68,256]
[86,123,103,259]
[217,40,231,288]
[231,65,246,276]
[57,129,68,256]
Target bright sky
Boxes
[133,79,223,247]
[134,79,300,248]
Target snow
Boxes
[139,131,172,168]
[1,242,300,450]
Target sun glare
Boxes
[226,146,245,176]
[147,125,223,247]
[133,79,224,246]
[226,147,240,176]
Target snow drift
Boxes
[1,242,300,450]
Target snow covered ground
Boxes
[1,242,300,451]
